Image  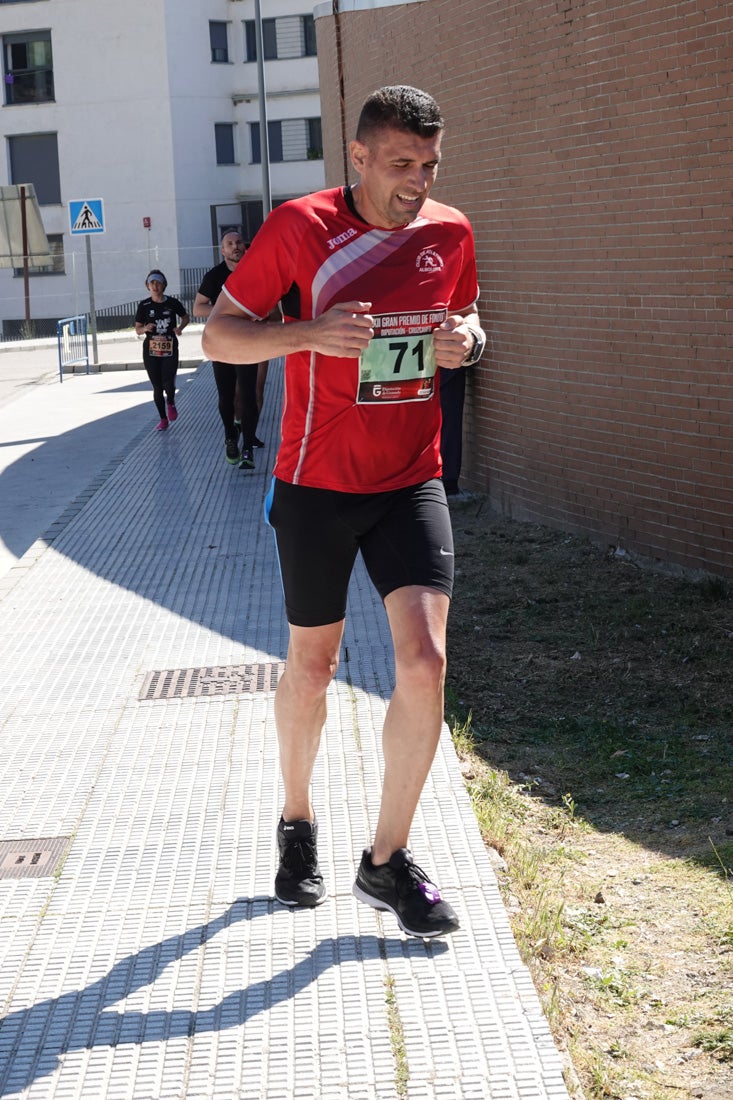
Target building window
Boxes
[244,18,276,62]
[215,123,236,165]
[8,132,60,204]
[303,15,317,56]
[250,118,322,164]
[244,15,314,61]
[307,117,322,160]
[14,232,64,276]
[209,21,229,63]
[3,30,54,105]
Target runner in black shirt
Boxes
[194,232,264,470]
[135,270,189,431]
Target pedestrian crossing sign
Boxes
[69,198,105,235]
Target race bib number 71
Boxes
[357,308,447,404]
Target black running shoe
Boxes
[238,447,255,470]
[353,847,459,938]
[254,435,265,448]
[275,817,326,907]
[225,437,240,465]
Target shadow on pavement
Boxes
[0,898,444,1096]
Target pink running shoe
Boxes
[156,418,168,431]
[167,402,178,422]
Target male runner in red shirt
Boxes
[203,85,485,938]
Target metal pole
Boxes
[72,251,79,318]
[85,234,99,365]
[254,0,272,220]
[333,2,350,185]
[20,185,31,325]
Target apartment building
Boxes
[0,0,324,333]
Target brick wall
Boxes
[316,1,733,577]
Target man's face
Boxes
[221,233,245,266]
[349,126,442,230]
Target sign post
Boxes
[69,198,105,365]
[253,0,272,219]
[143,216,151,268]
[0,184,52,333]
[20,185,31,325]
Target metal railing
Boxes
[56,315,89,382]
[2,270,205,345]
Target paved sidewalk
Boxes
[0,329,204,580]
[0,326,205,410]
[0,336,571,1098]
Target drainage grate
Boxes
[0,836,71,880]
[140,661,286,701]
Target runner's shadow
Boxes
[0,371,197,560]
[0,362,388,678]
[0,896,445,1096]
[0,365,296,655]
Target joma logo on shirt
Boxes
[327,227,358,251]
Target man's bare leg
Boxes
[352,584,459,936]
[274,619,345,823]
[371,585,449,865]
[273,619,344,907]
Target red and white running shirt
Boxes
[223,186,479,493]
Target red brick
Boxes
[316,0,733,576]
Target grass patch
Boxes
[384,974,409,1097]
[446,502,733,1100]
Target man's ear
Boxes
[349,139,369,173]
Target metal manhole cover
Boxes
[0,836,71,880]
[140,661,286,700]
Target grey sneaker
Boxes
[353,847,459,938]
[275,817,326,907]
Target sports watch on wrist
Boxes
[461,324,486,367]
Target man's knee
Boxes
[395,636,446,693]
[285,646,340,698]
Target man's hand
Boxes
[308,301,374,357]
[203,298,373,364]
[433,314,477,370]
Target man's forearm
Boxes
[202,312,306,364]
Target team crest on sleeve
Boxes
[416,247,444,273]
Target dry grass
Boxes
[445,497,733,1100]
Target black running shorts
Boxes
[265,478,454,627]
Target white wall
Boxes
[0,0,324,329]
[0,0,179,320]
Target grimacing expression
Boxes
[221,233,245,264]
[349,127,443,230]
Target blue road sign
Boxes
[69,198,105,235]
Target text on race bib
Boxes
[357,308,447,404]
[149,336,174,357]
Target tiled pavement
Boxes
[0,336,571,1098]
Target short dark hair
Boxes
[356,85,444,143]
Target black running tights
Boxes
[212,361,259,447]
[144,354,178,420]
